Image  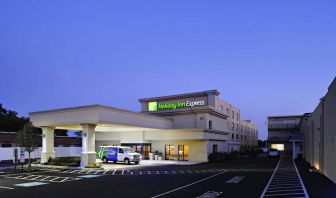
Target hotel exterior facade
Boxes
[29,90,258,166]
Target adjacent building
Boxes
[267,115,303,158]
[29,90,258,166]
[302,77,336,184]
[268,77,336,184]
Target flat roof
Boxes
[267,115,302,119]
[138,89,220,102]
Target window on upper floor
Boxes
[232,133,234,139]
[232,111,235,119]
[220,105,224,111]
[236,124,239,131]
[226,108,230,114]
[236,134,239,139]
[237,113,239,121]
[232,122,234,130]
[241,135,243,140]
[209,120,213,129]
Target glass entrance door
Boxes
[178,145,189,161]
[165,145,175,160]
[121,143,151,159]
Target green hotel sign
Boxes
[148,100,205,111]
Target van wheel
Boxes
[102,157,108,163]
[124,158,130,165]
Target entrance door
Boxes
[178,145,189,161]
[165,145,175,160]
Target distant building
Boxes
[0,131,81,147]
[267,115,303,158]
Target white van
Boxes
[97,146,141,165]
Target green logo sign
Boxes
[148,100,205,111]
[148,101,158,111]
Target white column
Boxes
[80,124,96,167]
[41,127,55,163]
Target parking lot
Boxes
[0,156,280,197]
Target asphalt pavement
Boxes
[0,156,279,198]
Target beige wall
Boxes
[151,140,208,162]
[323,79,336,183]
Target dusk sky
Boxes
[1,1,335,140]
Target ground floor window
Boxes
[178,145,189,161]
[165,145,175,160]
[271,144,284,151]
[121,143,151,159]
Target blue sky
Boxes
[0,1,335,140]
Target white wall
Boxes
[0,147,82,161]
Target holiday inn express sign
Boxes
[148,100,205,111]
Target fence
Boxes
[0,147,82,161]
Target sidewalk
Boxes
[295,159,336,198]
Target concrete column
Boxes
[80,124,96,167]
[41,127,55,163]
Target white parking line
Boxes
[264,192,306,197]
[103,170,109,175]
[293,159,309,198]
[50,177,60,181]
[259,158,282,198]
[0,186,14,190]
[151,170,228,198]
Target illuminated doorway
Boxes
[178,145,189,161]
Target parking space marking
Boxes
[151,170,229,198]
[0,185,14,190]
[15,182,48,188]
[226,176,245,184]
[260,157,309,198]
[197,191,223,198]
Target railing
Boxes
[268,123,300,129]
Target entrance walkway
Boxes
[260,157,309,198]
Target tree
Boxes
[16,122,40,171]
[0,103,29,132]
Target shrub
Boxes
[46,157,80,167]
[208,152,234,162]
[85,162,101,168]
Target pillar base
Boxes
[81,152,96,167]
[41,152,55,164]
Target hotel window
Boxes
[232,122,234,130]
[209,120,213,129]
[241,135,243,140]
[232,133,234,139]
[213,144,218,153]
[236,124,239,131]
[226,108,229,114]
[237,113,239,121]
[236,134,239,140]
[232,111,235,119]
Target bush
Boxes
[208,152,237,162]
[85,162,101,168]
[46,157,80,167]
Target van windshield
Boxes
[123,148,135,153]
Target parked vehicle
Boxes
[260,147,269,153]
[97,146,141,165]
[268,149,280,158]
